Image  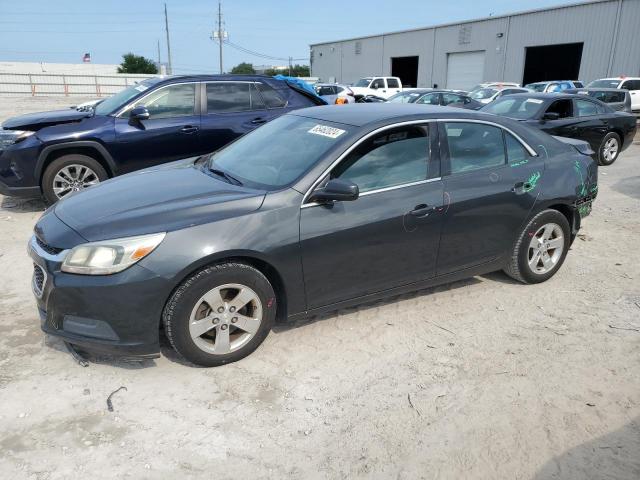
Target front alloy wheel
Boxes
[189,284,263,355]
[164,263,276,367]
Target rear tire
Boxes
[504,209,571,284]
[42,154,107,204]
[598,132,621,166]
[163,263,276,367]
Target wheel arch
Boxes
[36,141,117,183]
[543,203,579,243]
[163,252,289,328]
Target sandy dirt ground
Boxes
[0,97,638,479]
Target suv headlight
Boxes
[0,129,35,149]
[61,232,166,275]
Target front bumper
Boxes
[28,235,172,358]
[0,136,43,197]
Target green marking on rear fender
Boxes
[574,159,587,196]
[523,171,541,192]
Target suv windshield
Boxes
[587,79,621,88]
[470,88,497,100]
[94,78,163,115]
[482,96,545,119]
[354,78,372,87]
[209,115,350,189]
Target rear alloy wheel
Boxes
[598,132,621,166]
[163,263,276,367]
[504,209,571,284]
[42,154,108,204]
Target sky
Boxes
[0,0,584,74]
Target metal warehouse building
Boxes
[309,0,640,91]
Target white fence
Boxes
[0,73,158,97]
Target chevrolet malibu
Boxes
[29,104,598,367]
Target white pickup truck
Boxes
[349,76,403,99]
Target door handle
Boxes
[512,181,529,194]
[409,204,433,217]
[180,125,199,134]
[251,117,267,125]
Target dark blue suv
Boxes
[0,75,325,203]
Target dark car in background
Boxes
[29,104,597,366]
[482,93,637,165]
[0,75,325,203]
[566,88,633,113]
[387,89,483,110]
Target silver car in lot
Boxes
[470,86,532,105]
[314,83,355,104]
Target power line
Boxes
[223,40,306,62]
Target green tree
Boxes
[265,64,310,77]
[230,62,256,74]
[117,53,158,74]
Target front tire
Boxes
[504,209,571,284]
[598,132,621,166]
[163,263,276,367]
[42,154,108,204]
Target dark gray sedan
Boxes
[29,104,597,366]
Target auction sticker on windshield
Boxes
[308,125,346,139]
[526,98,543,104]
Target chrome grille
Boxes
[32,264,46,298]
[36,237,63,256]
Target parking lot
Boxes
[0,97,639,479]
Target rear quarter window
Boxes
[256,82,287,108]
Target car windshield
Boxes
[94,78,162,115]
[525,83,547,92]
[482,96,545,119]
[470,88,497,100]
[587,79,621,88]
[208,115,350,189]
[387,91,423,103]
[354,78,372,87]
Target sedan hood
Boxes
[54,158,266,241]
[2,109,92,131]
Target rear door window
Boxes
[255,82,287,108]
[442,93,464,105]
[575,99,598,117]
[444,122,506,174]
[206,82,259,113]
[505,133,530,165]
[387,78,400,88]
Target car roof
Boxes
[290,103,506,127]
[154,74,280,85]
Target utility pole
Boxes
[217,1,224,74]
[157,39,161,69]
[164,3,172,74]
[288,56,292,76]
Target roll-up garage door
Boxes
[446,51,485,91]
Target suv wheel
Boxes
[42,154,108,204]
[598,132,621,166]
[504,209,571,284]
[163,263,277,367]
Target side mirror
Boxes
[130,106,150,122]
[309,178,359,203]
[542,112,560,121]
[371,84,378,90]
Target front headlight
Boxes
[0,129,35,149]
[61,232,166,275]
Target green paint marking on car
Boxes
[510,158,529,167]
[574,159,587,196]
[523,171,541,192]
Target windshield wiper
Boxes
[209,167,243,186]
